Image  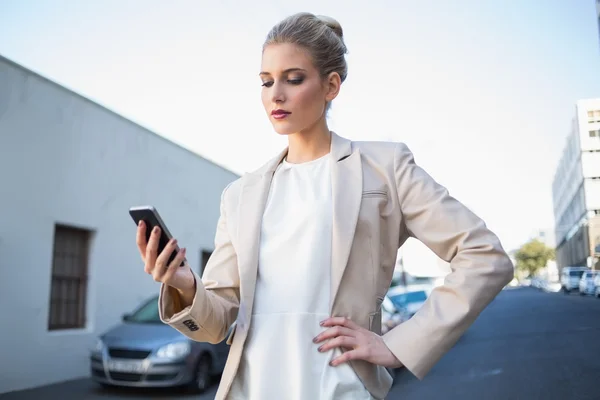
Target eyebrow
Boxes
[259,68,307,76]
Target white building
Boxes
[531,228,556,249]
[0,55,239,394]
[552,98,600,271]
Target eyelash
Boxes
[261,79,304,88]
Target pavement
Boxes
[2,287,600,400]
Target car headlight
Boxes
[156,342,191,359]
[92,339,104,353]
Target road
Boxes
[3,287,600,400]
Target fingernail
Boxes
[153,226,159,233]
[138,221,143,227]
[318,345,323,352]
[329,361,335,366]
[319,320,325,326]
[182,247,187,255]
[313,336,319,343]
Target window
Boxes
[48,225,91,330]
[590,130,598,138]
[200,249,213,275]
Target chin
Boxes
[271,123,298,136]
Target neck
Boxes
[285,118,331,164]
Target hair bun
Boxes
[316,15,344,39]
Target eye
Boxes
[261,81,274,88]
[288,78,304,85]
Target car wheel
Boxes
[190,354,212,393]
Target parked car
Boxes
[594,274,600,298]
[386,286,429,318]
[90,295,231,393]
[560,266,589,293]
[381,295,410,335]
[579,270,599,296]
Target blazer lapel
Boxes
[330,132,363,311]
[236,149,287,330]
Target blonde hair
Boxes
[264,12,349,84]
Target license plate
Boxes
[107,360,144,373]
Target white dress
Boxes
[228,154,373,399]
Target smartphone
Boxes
[129,205,185,267]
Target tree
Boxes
[514,239,555,278]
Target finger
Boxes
[314,326,356,343]
[145,226,161,271]
[136,221,147,259]
[318,335,357,353]
[155,238,179,271]
[330,348,364,367]
[320,316,360,330]
[163,247,187,282]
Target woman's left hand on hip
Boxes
[314,317,403,368]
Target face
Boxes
[260,43,340,135]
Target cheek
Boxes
[293,86,324,113]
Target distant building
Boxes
[532,228,556,248]
[0,55,239,394]
[552,98,600,271]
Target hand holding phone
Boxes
[130,206,196,298]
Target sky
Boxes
[1,1,600,271]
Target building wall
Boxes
[552,118,585,247]
[553,99,600,269]
[0,56,239,393]
[556,224,589,269]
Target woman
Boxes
[136,12,514,400]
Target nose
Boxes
[271,82,285,104]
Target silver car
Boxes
[579,271,599,296]
[90,295,230,393]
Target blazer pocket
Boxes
[362,190,388,198]
[225,321,237,345]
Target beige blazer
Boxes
[159,132,514,400]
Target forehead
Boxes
[260,43,315,74]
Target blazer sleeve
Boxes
[382,142,514,379]
[158,183,240,344]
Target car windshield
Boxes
[570,271,584,277]
[127,296,161,323]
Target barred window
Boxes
[48,225,91,330]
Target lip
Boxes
[271,109,291,120]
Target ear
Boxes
[324,72,342,103]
